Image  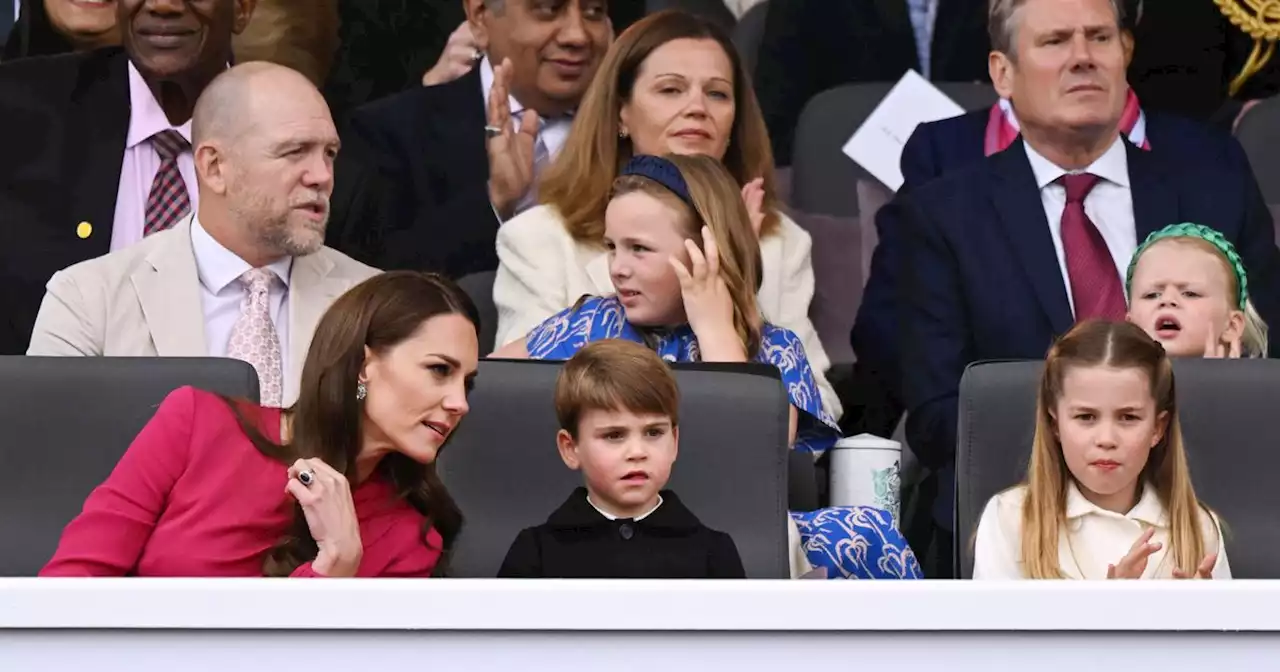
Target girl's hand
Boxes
[1172,553,1218,579]
[740,177,765,237]
[1106,527,1160,579]
[1205,329,1242,359]
[669,227,741,358]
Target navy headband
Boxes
[620,155,692,205]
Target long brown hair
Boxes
[610,153,763,357]
[1020,320,1213,578]
[225,271,479,576]
[539,9,779,244]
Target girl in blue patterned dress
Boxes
[493,153,921,579]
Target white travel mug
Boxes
[829,433,903,522]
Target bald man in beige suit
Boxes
[28,62,379,406]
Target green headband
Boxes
[1125,223,1249,309]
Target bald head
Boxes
[192,62,330,146]
[192,61,340,267]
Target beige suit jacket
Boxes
[27,216,380,406]
[494,204,841,420]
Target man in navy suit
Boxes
[894,0,1280,576]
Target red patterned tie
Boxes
[1059,173,1126,321]
[144,130,192,236]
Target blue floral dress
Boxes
[526,296,922,579]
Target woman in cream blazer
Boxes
[492,10,840,421]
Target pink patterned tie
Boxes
[144,130,192,236]
[226,268,284,407]
[1059,173,1127,321]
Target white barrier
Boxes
[2,579,1278,670]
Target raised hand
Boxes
[740,177,765,236]
[422,21,485,86]
[1173,553,1218,579]
[286,458,363,577]
[669,227,743,360]
[485,57,539,219]
[1204,328,1242,359]
[1106,527,1161,579]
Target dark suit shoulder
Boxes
[0,48,124,100]
[350,69,482,131]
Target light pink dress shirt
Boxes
[109,63,199,252]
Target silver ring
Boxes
[484,124,503,138]
[298,469,315,486]
[471,48,484,63]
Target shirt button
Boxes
[619,523,634,540]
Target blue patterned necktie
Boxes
[906,0,937,79]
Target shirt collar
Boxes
[1022,133,1129,191]
[588,493,664,522]
[1065,480,1168,527]
[126,61,194,150]
[190,214,293,294]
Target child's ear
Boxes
[1222,309,1247,344]
[556,429,582,471]
[1153,410,1170,447]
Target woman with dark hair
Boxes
[42,271,479,577]
[3,0,119,61]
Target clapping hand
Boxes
[286,458,363,577]
[740,177,765,236]
[1205,329,1242,359]
[1106,527,1161,579]
[485,57,539,219]
[422,21,485,86]
[1172,553,1218,579]
[669,227,744,360]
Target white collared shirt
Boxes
[189,215,292,364]
[1022,136,1137,317]
[587,494,664,522]
[110,62,200,252]
[973,482,1231,579]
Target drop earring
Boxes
[619,129,629,139]
[356,381,367,401]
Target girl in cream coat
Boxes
[492,10,840,420]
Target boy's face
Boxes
[558,407,678,518]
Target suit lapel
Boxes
[132,216,207,356]
[430,68,489,183]
[989,140,1075,334]
[68,49,130,258]
[1126,140,1178,241]
[287,251,343,394]
[871,0,918,70]
[930,0,986,80]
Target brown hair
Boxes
[555,339,680,438]
[225,271,479,576]
[539,9,779,244]
[1019,320,1214,578]
[611,153,764,356]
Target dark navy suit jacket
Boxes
[896,131,1280,529]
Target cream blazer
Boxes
[494,204,841,420]
[27,216,381,407]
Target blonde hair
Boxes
[1137,237,1269,358]
[610,153,764,357]
[1020,320,1213,578]
[538,9,780,245]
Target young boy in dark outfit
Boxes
[497,339,745,578]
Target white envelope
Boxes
[841,70,967,192]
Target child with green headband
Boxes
[1126,223,1269,358]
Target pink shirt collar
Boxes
[125,61,194,150]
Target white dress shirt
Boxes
[1023,136,1137,317]
[973,482,1231,579]
[110,63,200,252]
[587,494,664,521]
[190,216,292,364]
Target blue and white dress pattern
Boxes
[525,296,922,579]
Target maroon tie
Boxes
[144,130,192,236]
[1059,173,1127,321]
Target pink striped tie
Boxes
[1059,173,1126,321]
[143,130,191,236]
